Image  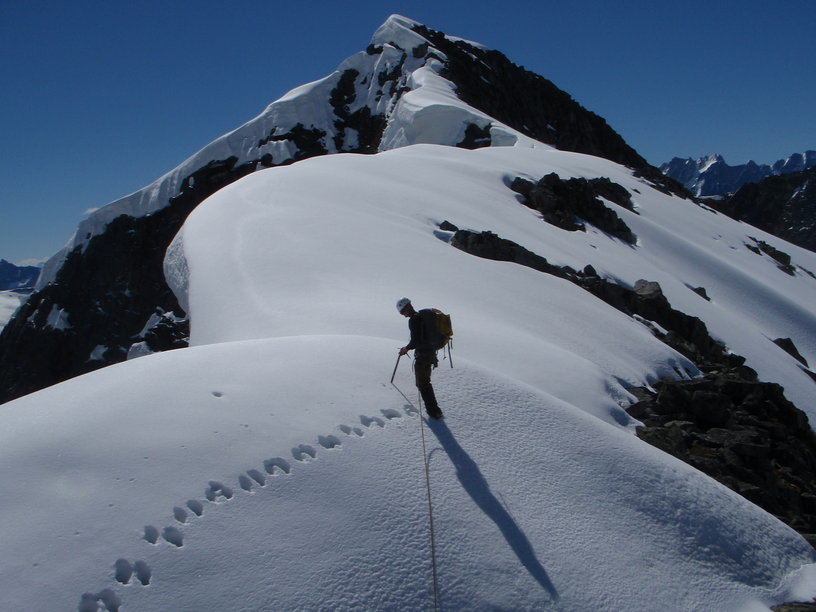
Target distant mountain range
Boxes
[661,151,816,197]
[0,259,40,292]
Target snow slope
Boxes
[2,337,815,611]
[170,143,816,422]
[3,140,816,610]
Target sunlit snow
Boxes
[3,13,816,612]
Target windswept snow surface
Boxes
[3,143,816,610]
[1,338,814,611]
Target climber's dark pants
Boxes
[414,350,439,411]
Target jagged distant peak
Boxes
[661,150,816,197]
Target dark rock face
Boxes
[410,23,648,171]
[712,167,816,253]
[451,230,573,278]
[774,337,809,368]
[0,260,40,291]
[0,157,254,402]
[457,123,492,150]
[448,223,816,544]
[258,123,328,161]
[772,603,816,612]
[510,174,636,243]
[329,68,388,154]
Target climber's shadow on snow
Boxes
[428,420,559,601]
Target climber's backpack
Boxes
[419,308,453,351]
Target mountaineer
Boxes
[397,297,448,419]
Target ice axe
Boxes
[390,352,403,384]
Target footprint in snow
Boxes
[133,561,151,585]
[360,415,384,428]
[162,526,184,547]
[238,474,255,492]
[318,435,341,449]
[143,525,159,545]
[246,469,266,486]
[292,444,317,462]
[186,499,204,517]
[381,408,402,420]
[78,588,121,612]
[114,559,132,584]
[114,559,151,586]
[338,424,364,437]
[264,457,291,475]
[173,506,188,524]
[205,480,233,502]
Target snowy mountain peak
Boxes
[34,15,536,290]
[371,13,427,48]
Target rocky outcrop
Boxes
[711,167,816,253]
[772,602,816,611]
[627,371,816,540]
[509,174,636,243]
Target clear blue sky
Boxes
[1,0,814,265]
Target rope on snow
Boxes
[390,379,440,611]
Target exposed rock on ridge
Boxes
[711,167,816,253]
[509,174,636,243]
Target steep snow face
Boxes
[36,14,534,289]
[168,144,816,421]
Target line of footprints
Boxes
[79,405,414,611]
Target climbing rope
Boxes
[390,366,440,611]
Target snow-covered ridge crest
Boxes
[36,15,534,289]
